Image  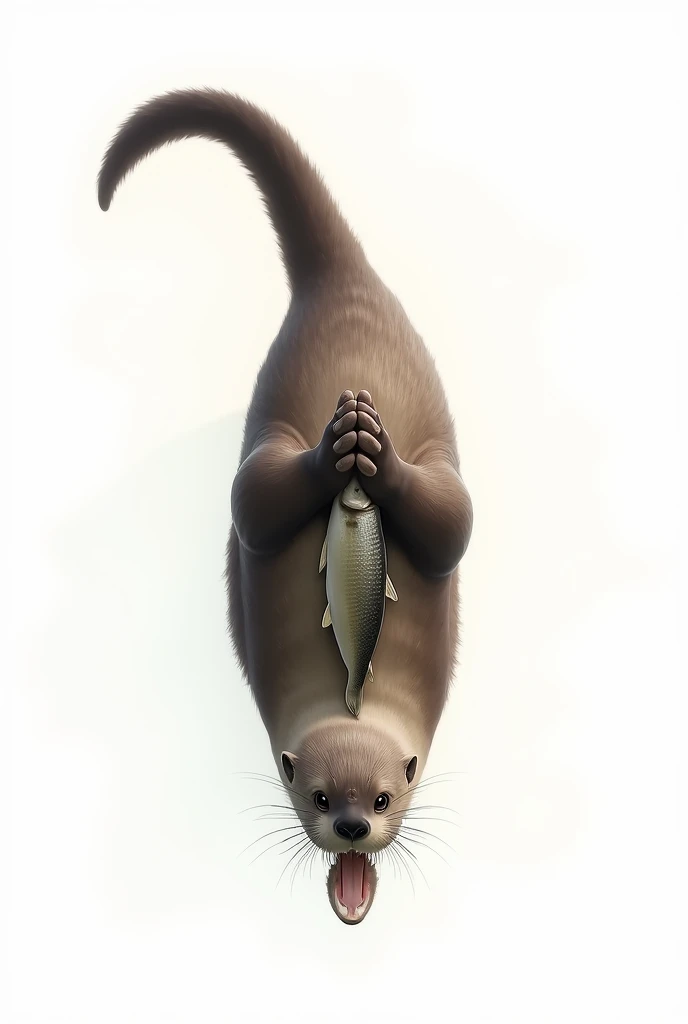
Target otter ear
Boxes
[405,756,418,785]
[281,752,298,784]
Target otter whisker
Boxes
[385,809,461,827]
[386,813,461,828]
[239,803,298,815]
[308,846,321,882]
[398,824,458,853]
[234,771,299,789]
[411,816,461,824]
[238,775,314,806]
[248,786,313,807]
[289,849,310,893]
[233,772,291,786]
[303,845,318,877]
[298,847,315,888]
[239,825,305,857]
[390,841,417,895]
[239,801,318,815]
[386,841,411,889]
[386,852,398,882]
[254,819,317,830]
[252,814,303,822]
[291,843,319,894]
[389,805,461,816]
[385,848,401,883]
[232,771,276,780]
[408,803,461,814]
[249,831,310,865]
[253,807,320,818]
[406,781,459,800]
[253,812,299,820]
[388,773,464,806]
[234,773,286,786]
[274,838,313,869]
[244,811,321,828]
[397,803,462,817]
[253,819,300,826]
[393,838,431,890]
[381,844,400,883]
[275,838,314,890]
[411,771,466,784]
[411,771,466,786]
[397,830,453,865]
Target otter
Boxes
[98,89,473,924]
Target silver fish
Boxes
[319,475,398,716]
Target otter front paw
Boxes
[353,390,405,504]
[311,390,359,492]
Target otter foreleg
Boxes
[231,390,359,557]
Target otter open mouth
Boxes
[327,852,378,925]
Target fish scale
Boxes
[319,476,398,716]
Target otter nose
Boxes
[334,818,370,842]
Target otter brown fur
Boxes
[98,88,473,924]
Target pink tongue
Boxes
[337,853,366,914]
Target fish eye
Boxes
[314,791,329,812]
[374,793,390,813]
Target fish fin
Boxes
[345,682,361,718]
[318,537,327,573]
[385,575,399,601]
[321,604,332,628]
[345,666,372,717]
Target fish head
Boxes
[339,476,373,511]
[280,721,418,924]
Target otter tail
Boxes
[97,89,363,291]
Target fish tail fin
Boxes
[345,664,373,717]
[345,677,362,717]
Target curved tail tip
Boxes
[97,186,111,212]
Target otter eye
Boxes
[374,794,389,813]
[314,791,329,812]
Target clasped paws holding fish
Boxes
[315,388,405,507]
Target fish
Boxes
[319,475,398,716]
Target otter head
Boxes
[280,719,418,925]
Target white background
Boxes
[7,2,685,1022]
